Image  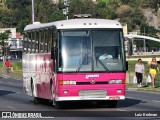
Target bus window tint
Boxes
[35,31,39,53]
[28,32,32,52]
[59,31,91,72]
[92,30,124,71]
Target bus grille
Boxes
[79,90,106,98]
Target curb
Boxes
[127,87,160,93]
[0,72,22,80]
[127,88,138,91]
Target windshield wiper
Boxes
[76,54,88,72]
[97,59,110,72]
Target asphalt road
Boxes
[0,77,160,120]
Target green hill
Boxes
[0,0,159,34]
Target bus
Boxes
[23,18,126,108]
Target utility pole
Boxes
[32,0,35,23]
[63,0,69,20]
[143,27,146,52]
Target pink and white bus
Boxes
[23,18,126,108]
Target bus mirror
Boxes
[51,47,54,59]
[51,47,58,59]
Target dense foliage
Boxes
[0,0,159,34]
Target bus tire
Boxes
[54,101,60,109]
[50,82,59,108]
[97,100,106,106]
[50,81,63,109]
[55,101,66,109]
[50,83,55,105]
[31,81,39,104]
[108,100,118,108]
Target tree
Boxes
[69,0,96,19]
[0,30,11,67]
[0,31,10,47]
[142,0,160,11]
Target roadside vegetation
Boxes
[0,0,159,34]
[127,60,160,90]
[1,60,160,82]
[0,61,22,74]
[128,60,160,83]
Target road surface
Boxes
[0,77,160,119]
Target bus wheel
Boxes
[54,101,60,109]
[50,83,63,109]
[50,83,59,108]
[31,82,39,104]
[50,84,55,106]
[107,100,118,108]
[55,101,65,109]
[97,100,106,106]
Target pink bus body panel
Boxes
[23,53,126,101]
[57,73,125,97]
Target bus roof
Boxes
[24,19,122,31]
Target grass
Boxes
[0,60,159,83]
[0,61,22,73]
[128,60,160,82]
[137,88,160,93]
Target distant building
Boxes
[8,38,23,59]
[0,28,23,59]
[122,24,128,35]
[0,28,16,38]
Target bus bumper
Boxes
[56,96,125,101]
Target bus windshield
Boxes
[58,30,125,72]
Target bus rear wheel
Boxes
[31,82,40,104]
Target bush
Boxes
[0,62,22,71]
[11,62,22,71]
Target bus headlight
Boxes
[59,80,76,85]
[108,80,122,84]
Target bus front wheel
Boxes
[107,100,118,108]
[50,83,60,108]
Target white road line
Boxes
[152,100,160,103]
[6,106,15,109]
[0,88,21,94]
[7,82,15,85]
[117,109,126,111]
[16,92,21,94]
[10,90,21,94]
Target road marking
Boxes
[7,82,14,84]
[152,100,160,103]
[9,90,21,94]
[16,92,21,94]
[0,88,21,94]
[6,106,15,109]
[117,109,126,111]
[126,97,133,99]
